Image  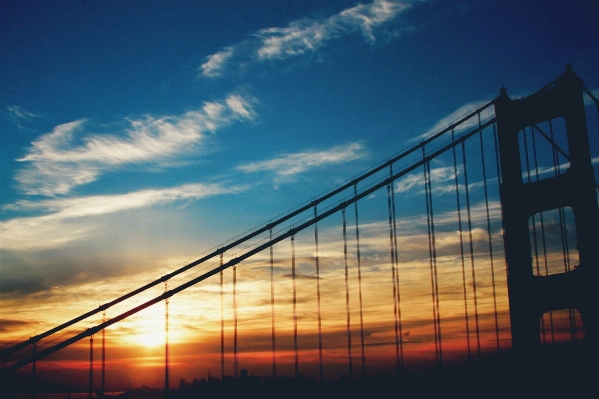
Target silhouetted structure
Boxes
[1,65,598,398]
[496,65,599,358]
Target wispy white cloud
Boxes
[1,182,248,251]
[237,142,366,179]
[395,165,456,193]
[16,94,255,196]
[7,105,39,120]
[200,47,234,77]
[201,0,412,77]
[415,86,599,146]
[410,100,494,143]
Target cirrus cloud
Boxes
[1,182,248,251]
[16,94,255,197]
[237,142,366,180]
[200,0,413,77]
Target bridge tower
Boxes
[495,64,599,356]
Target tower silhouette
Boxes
[495,64,599,357]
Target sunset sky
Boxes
[1,0,599,390]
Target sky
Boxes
[1,0,599,390]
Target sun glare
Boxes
[135,331,165,348]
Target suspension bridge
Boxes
[1,65,598,398]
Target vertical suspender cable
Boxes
[492,124,502,185]
[32,342,36,399]
[342,209,353,381]
[462,140,482,361]
[101,310,106,396]
[233,266,238,378]
[428,162,443,366]
[550,121,576,341]
[353,185,367,378]
[523,130,542,284]
[423,149,439,367]
[164,281,169,394]
[539,124,558,343]
[492,124,508,279]
[425,154,443,367]
[390,165,404,373]
[478,115,500,353]
[220,255,225,380]
[452,130,472,363]
[531,128,555,342]
[314,207,324,382]
[269,229,277,379]
[387,183,401,375]
[291,236,299,379]
[89,335,93,398]
[522,127,547,343]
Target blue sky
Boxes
[1,0,599,371]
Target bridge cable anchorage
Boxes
[423,148,442,368]
[233,266,238,378]
[452,130,472,364]
[291,235,299,379]
[164,280,170,394]
[387,182,401,375]
[550,119,577,342]
[390,165,405,373]
[269,229,277,379]
[478,115,501,354]
[2,117,497,376]
[342,208,353,381]
[220,254,225,380]
[313,206,324,383]
[462,140,482,362]
[353,184,367,378]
